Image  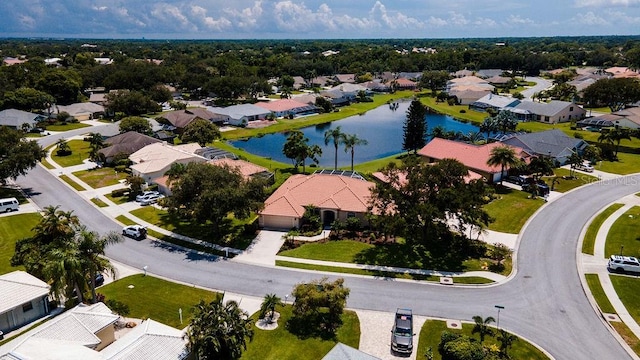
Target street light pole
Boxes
[495,305,505,329]
[620,245,624,256]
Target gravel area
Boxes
[355,309,427,360]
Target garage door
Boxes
[261,215,296,230]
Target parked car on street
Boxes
[135,191,160,202]
[122,225,147,240]
[608,255,640,273]
[391,308,414,355]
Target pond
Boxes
[230,101,479,168]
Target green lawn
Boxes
[50,139,91,167]
[223,91,415,140]
[582,203,624,255]
[585,274,616,314]
[610,275,640,325]
[241,306,359,360]
[419,96,487,124]
[0,213,41,274]
[115,215,137,226]
[40,159,55,169]
[98,274,219,328]
[417,320,549,360]
[543,168,598,193]
[106,192,131,205]
[605,206,640,258]
[130,206,254,249]
[351,153,405,174]
[484,187,545,234]
[611,321,640,356]
[73,167,127,188]
[91,197,109,208]
[278,239,510,277]
[597,153,640,175]
[59,174,86,191]
[44,122,91,131]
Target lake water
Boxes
[230,101,479,168]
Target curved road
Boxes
[17,126,640,359]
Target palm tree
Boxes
[259,293,281,323]
[472,315,495,344]
[342,133,368,171]
[487,146,520,185]
[598,128,631,160]
[324,126,345,170]
[87,132,104,162]
[32,205,79,245]
[44,245,87,305]
[55,138,71,156]
[125,175,145,195]
[497,329,518,357]
[567,152,583,177]
[77,228,122,303]
[188,295,254,360]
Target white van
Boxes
[0,198,19,213]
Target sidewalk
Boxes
[583,193,640,349]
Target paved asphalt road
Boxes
[17,126,640,359]
[522,77,553,99]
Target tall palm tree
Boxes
[77,228,122,303]
[324,126,345,170]
[87,132,104,162]
[472,315,495,344]
[259,293,282,323]
[32,205,79,245]
[342,133,368,171]
[598,128,631,159]
[44,245,87,305]
[188,295,254,360]
[487,146,520,185]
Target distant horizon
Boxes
[1,1,640,40]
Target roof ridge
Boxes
[0,278,49,289]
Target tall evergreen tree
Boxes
[402,100,427,154]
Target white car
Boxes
[139,193,164,206]
[136,191,160,202]
[122,225,147,240]
[608,255,640,273]
[576,163,594,172]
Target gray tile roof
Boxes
[322,343,381,360]
[472,94,520,109]
[208,104,270,119]
[0,109,41,128]
[0,271,49,314]
[501,129,587,158]
[511,100,574,117]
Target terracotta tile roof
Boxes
[394,78,417,87]
[372,168,483,185]
[418,138,526,174]
[255,99,310,112]
[260,174,374,217]
[208,158,269,179]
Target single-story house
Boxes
[605,66,640,79]
[363,80,391,92]
[372,167,483,186]
[208,104,271,127]
[0,109,45,130]
[605,107,640,129]
[88,93,108,105]
[309,76,332,88]
[476,69,505,79]
[469,94,520,112]
[322,343,381,360]
[448,89,492,105]
[255,99,319,118]
[486,75,512,86]
[98,131,162,163]
[259,173,374,229]
[129,142,205,181]
[209,158,274,182]
[158,108,222,130]
[0,302,119,358]
[452,69,474,78]
[48,102,105,121]
[326,83,370,98]
[417,138,529,183]
[320,89,352,107]
[333,74,356,84]
[446,76,493,92]
[500,129,589,165]
[397,72,423,81]
[292,76,306,90]
[393,78,418,90]
[506,100,585,124]
[0,303,189,360]
[0,271,50,334]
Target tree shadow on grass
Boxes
[286,313,340,341]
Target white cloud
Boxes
[223,1,264,30]
[449,12,469,26]
[605,9,640,23]
[191,5,231,31]
[574,0,640,7]
[18,14,36,29]
[369,1,424,29]
[473,17,498,27]
[506,15,534,25]
[572,11,609,25]
[426,16,447,27]
[151,3,194,30]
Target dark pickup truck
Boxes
[391,308,414,354]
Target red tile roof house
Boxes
[393,78,418,90]
[417,138,529,183]
[259,174,375,229]
[255,99,319,118]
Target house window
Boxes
[22,302,33,312]
[570,106,574,111]
[347,212,356,218]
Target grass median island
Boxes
[73,167,127,188]
[90,197,109,207]
[241,306,359,360]
[50,139,91,167]
[582,203,624,255]
[98,274,219,328]
[484,187,545,234]
[59,174,86,191]
[0,213,41,275]
[417,320,549,360]
[605,206,640,258]
[585,274,616,314]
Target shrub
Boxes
[114,165,127,173]
[111,188,129,197]
[573,132,584,139]
[105,299,130,317]
[459,109,467,113]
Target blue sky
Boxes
[0,0,639,39]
